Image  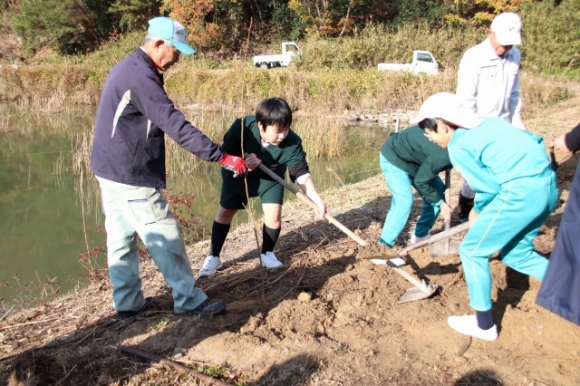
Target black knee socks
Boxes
[261,224,281,254]
[210,221,231,257]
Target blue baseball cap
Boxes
[147,17,196,55]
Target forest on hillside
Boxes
[0,0,578,64]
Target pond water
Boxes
[0,103,390,303]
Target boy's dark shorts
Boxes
[220,170,285,209]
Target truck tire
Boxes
[260,62,269,70]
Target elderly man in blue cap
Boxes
[91,17,248,319]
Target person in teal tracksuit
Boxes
[379,126,452,247]
[412,92,558,341]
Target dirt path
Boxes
[1,93,580,385]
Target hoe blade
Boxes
[398,282,438,304]
[371,259,439,303]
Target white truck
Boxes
[378,50,439,75]
[253,42,302,69]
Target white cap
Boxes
[147,17,196,55]
[490,12,522,45]
[411,92,483,129]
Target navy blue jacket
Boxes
[91,48,224,188]
[536,122,580,325]
[536,156,580,325]
[564,122,580,152]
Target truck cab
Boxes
[377,50,439,75]
[413,51,439,75]
[253,42,302,69]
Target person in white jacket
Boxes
[455,12,524,223]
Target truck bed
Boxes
[377,63,412,72]
[252,54,286,64]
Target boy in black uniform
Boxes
[199,98,328,277]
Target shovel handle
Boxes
[252,160,367,247]
[398,222,470,257]
[444,169,451,231]
[444,169,451,253]
[430,221,470,243]
[548,146,574,171]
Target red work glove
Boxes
[219,153,248,176]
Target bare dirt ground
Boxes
[1,95,580,385]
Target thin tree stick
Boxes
[441,268,463,297]
[277,267,307,302]
[239,119,266,308]
[516,354,580,360]
[0,306,14,323]
[119,345,233,386]
[56,364,77,385]
[0,317,60,331]
[245,17,252,59]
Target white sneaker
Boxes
[447,315,498,341]
[199,255,223,277]
[260,251,284,269]
[410,233,431,244]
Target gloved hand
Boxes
[219,153,248,176]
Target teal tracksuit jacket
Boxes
[449,118,558,311]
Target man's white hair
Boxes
[144,34,173,47]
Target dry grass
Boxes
[4,64,574,124]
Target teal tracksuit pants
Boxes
[379,153,445,247]
[460,173,558,311]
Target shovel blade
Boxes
[398,284,438,303]
[429,239,462,257]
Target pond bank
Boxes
[1,160,579,385]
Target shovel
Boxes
[253,161,438,303]
[549,146,574,172]
[397,169,469,258]
[398,221,470,258]
[442,169,452,253]
[252,162,367,245]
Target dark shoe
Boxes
[116,297,154,320]
[188,299,226,317]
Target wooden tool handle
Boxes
[549,147,574,171]
[444,169,451,231]
[397,221,470,257]
[386,260,431,292]
[429,221,470,243]
[253,161,367,247]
